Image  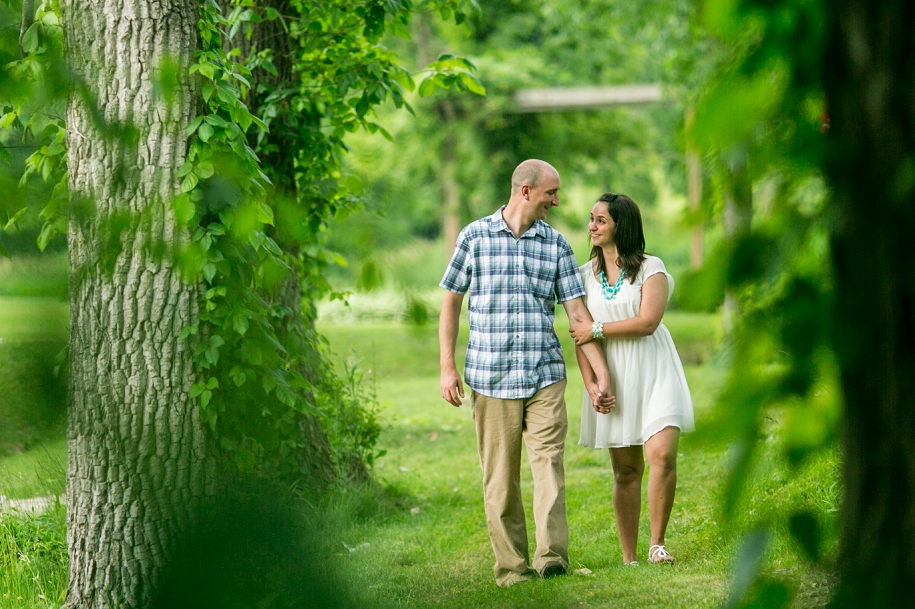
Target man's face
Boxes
[525,169,561,220]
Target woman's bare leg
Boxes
[644,426,680,559]
[609,446,644,563]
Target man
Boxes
[439,159,614,587]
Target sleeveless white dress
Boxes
[578,255,695,448]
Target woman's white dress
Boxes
[578,255,695,448]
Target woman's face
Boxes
[588,202,615,246]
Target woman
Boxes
[570,192,695,566]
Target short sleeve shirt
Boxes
[440,207,585,399]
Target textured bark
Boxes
[822,2,915,605]
[60,2,213,608]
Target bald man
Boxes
[439,159,614,587]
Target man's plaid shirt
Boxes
[440,207,585,399]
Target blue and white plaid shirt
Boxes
[440,207,585,399]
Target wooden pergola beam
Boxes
[512,84,662,112]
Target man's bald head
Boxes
[511,159,558,195]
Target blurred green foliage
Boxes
[327,0,719,291]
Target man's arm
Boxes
[439,290,466,407]
[569,273,669,345]
[562,297,614,410]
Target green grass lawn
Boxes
[0,297,68,457]
[319,312,838,608]
[0,297,837,608]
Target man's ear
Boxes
[521,184,531,199]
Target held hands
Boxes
[589,374,615,415]
[569,313,596,346]
[440,367,465,407]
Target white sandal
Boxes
[648,544,674,564]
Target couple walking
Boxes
[438,159,695,586]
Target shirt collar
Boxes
[489,206,546,239]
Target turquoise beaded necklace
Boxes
[598,268,626,301]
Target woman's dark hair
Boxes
[590,193,646,283]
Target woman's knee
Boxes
[647,447,677,474]
[613,463,644,485]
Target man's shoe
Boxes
[539,562,567,578]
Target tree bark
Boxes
[822,2,915,605]
[60,2,213,608]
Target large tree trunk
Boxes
[60,2,213,608]
[822,2,915,605]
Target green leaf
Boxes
[178,323,199,340]
[190,382,206,399]
[195,160,215,179]
[418,78,437,97]
[342,174,363,195]
[198,63,215,80]
[185,115,204,136]
[200,389,212,408]
[276,384,296,407]
[177,161,194,177]
[262,373,277,395]
[21,23,39,54]
[198,123,214,143]
[234,448,256,470]
[203,262,216,283]
[181,172,199,193]
[232,314,249,336]
[204,114,229,128]
[0,112,18,130]
[173,193,195,225]
[36,216,67,251]
[459,72,486,96]
[3,207,29,231]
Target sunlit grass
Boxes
[0,295,838,608]
[319,314,838,608]
[0,439,67,501]
[0,254,68,301]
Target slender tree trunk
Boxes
[60,2,213,608]
[822,2,915,605]
[685,106,703,270]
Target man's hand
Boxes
[439,290,465,407]
[440,367,465,407]
[569,312,595,346]
[588,374,615,414]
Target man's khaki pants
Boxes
[471,379,569,587]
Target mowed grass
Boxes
[319,310,838,608]
[0,297,68,458]
[0,297,838,609]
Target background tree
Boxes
[332,0,716,294]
